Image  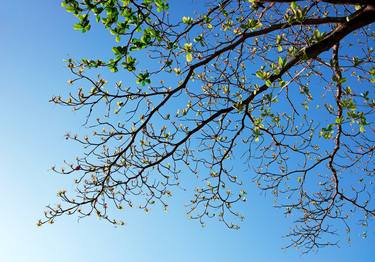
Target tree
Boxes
[40,0,374,253]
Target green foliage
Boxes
[136,71,151,86]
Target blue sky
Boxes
[0,1,374,261]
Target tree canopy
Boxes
[41,0,374,253]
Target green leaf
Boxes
[186,52,193,63]
[66,5,75,13]
[290,2,297,11]
[256,71,264,79]
[73,23,83,31]
[183,42,193,52]
[335,117,343,124]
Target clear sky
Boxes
[0,1,374,262]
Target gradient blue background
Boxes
[0,1,374,261]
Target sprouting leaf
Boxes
[186,52,193,62]
[182,16,193,24]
